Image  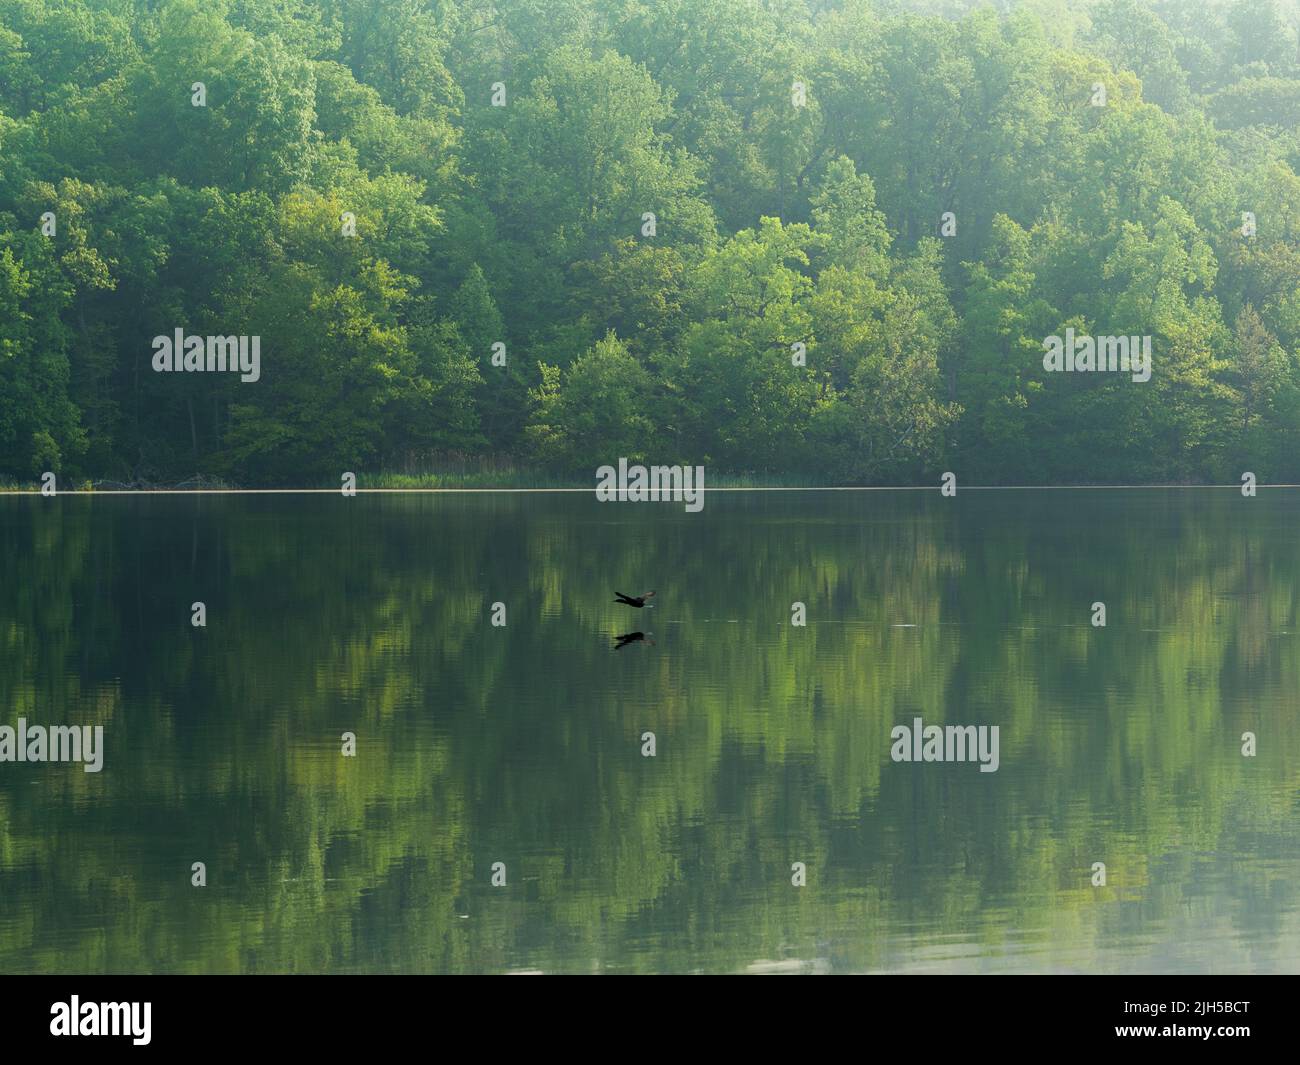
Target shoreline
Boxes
[2,483,1298,495]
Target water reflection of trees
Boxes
[0,492,1296,972]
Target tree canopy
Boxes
[1,0,1298,485]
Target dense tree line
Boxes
[1,0,1298,485]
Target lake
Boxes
[1,489,1298,973]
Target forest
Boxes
[1,0,1299,486]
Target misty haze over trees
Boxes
[1,0,1298,485]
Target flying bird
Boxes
[614,591,656,608]
[614,631,655,650]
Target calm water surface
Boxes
[1,490,1298,973]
